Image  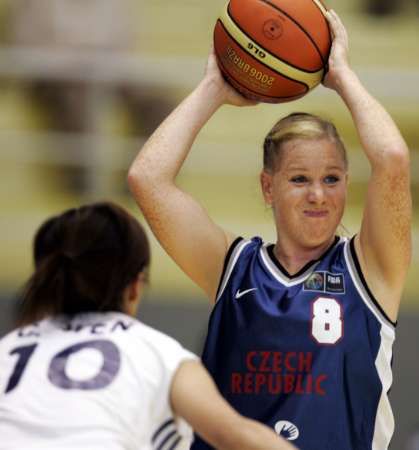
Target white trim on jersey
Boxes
[216,239,252,302]
[343,240,396,333]
[372,325,395,450]
[343,238,396,450]
[260,238,345,287]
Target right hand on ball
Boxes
[323,10,353,91]
[204,46,258,107]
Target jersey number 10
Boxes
[4,339,120,394]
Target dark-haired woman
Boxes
[0,202,296,450]
[128,10,411,450]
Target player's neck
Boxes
[273,236,335,275]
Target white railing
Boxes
[0,46,418,97]
[0,130,418,180]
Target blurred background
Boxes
[0,0,417,448]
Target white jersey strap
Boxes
[344,236,396,332]
[215,237,252,303]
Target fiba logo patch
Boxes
[274,420,299,441]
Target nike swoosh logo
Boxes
[235,288,258,299]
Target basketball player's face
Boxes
[261,138,348,248]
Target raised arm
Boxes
[324,10,412,321]
[171,360,297,450]
[128,50,255,301]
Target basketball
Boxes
[213,0,331,103]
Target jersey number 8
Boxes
[311,297,343,345]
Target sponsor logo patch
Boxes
[275,420,299,441]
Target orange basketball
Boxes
[213,0,331,103]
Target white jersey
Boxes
[0,312,197,450]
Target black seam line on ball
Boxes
[258,0,327,67]
[217,18,310,92]
[225,2,323,74]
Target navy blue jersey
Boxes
[192,236,396,450]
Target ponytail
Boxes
[17,202,150,326]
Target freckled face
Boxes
[260,138,348,248]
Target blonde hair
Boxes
[263,112,348,171]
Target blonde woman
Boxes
[128,11,411,450]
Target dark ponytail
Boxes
[17,202,150,326]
